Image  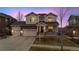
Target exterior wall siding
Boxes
[26,14,39,24]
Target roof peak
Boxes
[25,12,57,17]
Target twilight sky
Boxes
[0,7,79,27]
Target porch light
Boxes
[20,30,23,34]
[73,30,76,36]
[11,30,14,33]
[20,30,23,36]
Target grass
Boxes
[29,35,79,51]
[33,36,79,47]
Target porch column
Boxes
[44,26,46,32]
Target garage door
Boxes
[23,29,37,36]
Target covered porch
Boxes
[36,22,57,36]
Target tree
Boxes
[17,11,24,21]
[58,7,70,50]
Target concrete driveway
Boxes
[0,36,35,51]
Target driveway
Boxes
[0,36,35,51]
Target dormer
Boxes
[45,13,57,22]
[25,12,39,24]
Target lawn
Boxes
[33,36,79,47]
[29,35,79,51]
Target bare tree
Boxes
[17,11,23,21]
[59,7,70,50]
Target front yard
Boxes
[30,35,79,51]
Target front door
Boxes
[41,26,44,33]
[38,26,45,33]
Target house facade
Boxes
[11,12,59,36]
[66,15,79,37]
[0,13,17,36]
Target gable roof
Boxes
[11,21,26,26]
[25,12,57,17]
[0,13,16,19]
[68,15,79,21]
[47,12,57,17]
[25,12,37,17]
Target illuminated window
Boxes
[30,16,35,22]
[48,17,53,22]
[48,26,53,30]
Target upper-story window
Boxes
[69,18,76,25]
[39,15,45,21]
[48,17,54,22]
[30,16,35,22]
[73,19,76,24]
[5,18,8,22]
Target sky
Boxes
[0,7,79,27]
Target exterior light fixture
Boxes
[20,30,23,36]
[11,30,14,33]
[73,30,76,37]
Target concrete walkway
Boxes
[32,44,79,51]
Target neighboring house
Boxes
[0,13,17,36]
[11,12,59,36]
[65,15,79,37]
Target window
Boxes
[73,19,76,24]
[39,15,44,21]
[5,18,8,22]
[30,16,35,22]
[48,26,53,30]
[48,17,53,22]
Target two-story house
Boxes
[11,12,59,36]
[0,13,17,36]
[66,15,79,37]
